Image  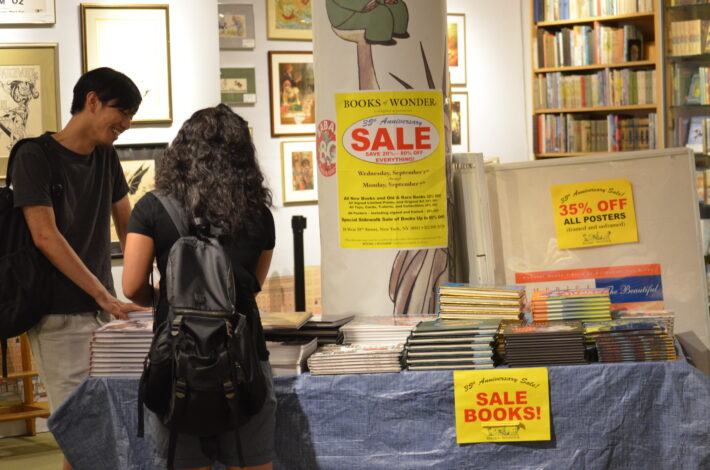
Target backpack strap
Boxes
[151,190,190,237]
[6,134,64,199]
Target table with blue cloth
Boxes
[48,360,710,470]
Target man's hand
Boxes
[95,291,150,320]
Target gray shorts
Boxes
[149,361,277,468]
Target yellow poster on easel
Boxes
[453,368,551,443]
[335,90,447,249]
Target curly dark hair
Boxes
[155,104,272,235]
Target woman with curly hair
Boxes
[122,104,275,470]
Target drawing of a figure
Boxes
[326,0,409,45]
[0,74,40,151]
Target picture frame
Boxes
[0,43,60,179]
[281,139,318,204]
[0,0,55,25]
[447,13,467,87]
[268,51,315,136]
[451,91,469,153]
[110,143,167,258]
[220,67,256,105]
[266,0,312,41]
[218,3,255,50]
[81,4,173,125]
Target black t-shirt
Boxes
[11,133,129,315]
[128,191,275,360]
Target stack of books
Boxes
[266,337,318,375]
[611,310,675,336]
[492,319,526,365]
[403,319,499,371]
[531,288,612,323]
[263,313,354,346]
[306,344,404,375]
[583,319,677,363]
[89,319,153,377]
[340,316,435,346]
[503,321,587,367]
[436,283,526,322]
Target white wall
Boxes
[447,0,532,163]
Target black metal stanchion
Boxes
[291,215,307,311]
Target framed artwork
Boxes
[268,51,315,136]
[220,67,256,105]
[110,143,167,257]
[81,4,173,124]
[218,3,255,49]
[451,91,469,153]
[0,0,55,25]
[281,140,318,204]
[266,0,312,40]
[447,14,467,86]
[0,43,60,179]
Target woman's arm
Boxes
[122,232,156,306]
[254,249,274,295]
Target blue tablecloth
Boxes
[49,361,710,470]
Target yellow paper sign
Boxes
[453,368,550,443]
[550,178,638,249]
[335,90,447,249]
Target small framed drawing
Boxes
[81,4,173,124]
[218,3,255,49]
[268,51,315,136]
[0,0,55,25]
[447,14,467,86]
[221,68,256,105]
[281,140,318,204]
[0,43,60,179]
[451,91,469,153]
[110,143,167,257]
[266,0,312,40]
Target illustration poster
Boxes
[336,90,447,249]
[550,178,638,249]
[0,65,42,156]
[454,368,551,444]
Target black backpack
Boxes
[0,136,62,377]
[137,190,267,470]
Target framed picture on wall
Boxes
[451,91,469,153]
[447,13,467,86]
[0,0,55,25]
[81,4,173,124]
[218,3,255,49]
[268,51,315,136]
[220,68,256,105]
[110,143,167,257]
[266,0,312,40]
[281,139,318,204]
[0,43,60,179]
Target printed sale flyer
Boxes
[454,368,551,443]
[335,90,447,249]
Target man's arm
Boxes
[111,195,131,254]
[22,205,139,319]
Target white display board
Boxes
[485,148,710,373]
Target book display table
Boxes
[48,360,710,469]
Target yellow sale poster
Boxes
[453,368,551,443]
[335,90,447,249]
[550,178,639,249]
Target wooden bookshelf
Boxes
[0,334,49,436]
[531,0,664,158]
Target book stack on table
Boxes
[306,344,404,375]
[611,310,675,336]
[583,319,677,363]
[89,318,153,377]
[531,288,612,323]
[340,316,435,346]
[263,313,354,346]
[502,321,587,367]
[266,337,318,375]
[436,283,527,321]
[403,318,499,370]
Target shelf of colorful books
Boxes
[535,60,655,73]
[535,151,609,158]
[536,12,655,28]
[535,104,657,113]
